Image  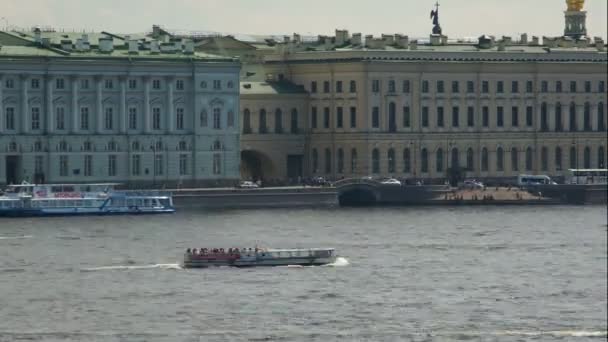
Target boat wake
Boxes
[324,257,350,267]
[81,263,182,272]
[0,235,33,240]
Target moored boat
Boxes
[183,247,337,268]
[0,182,175,217]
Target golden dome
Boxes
[566,0,584,11]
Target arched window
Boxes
[598,102,605,131]
[451,148,459,169]
[569,102,577,131]
[481,148,488,172]
[599,146,606,169]
[243,109,251,133]
[466,148,474,171]
[372,148,380,174]
[403,149,411,173]
[525,147,533,171]
[540,102,548,131]
[436,148,444,173]
[351,148,358,174]
[421,148,429,173]
[584,102,591,131]
[34,140,43,152]
[569,146,577,169]
[337,148,344,174]
[388,102,396,132]
[312,149,318,173]
[511,147,519,172]
[8,142,18,152]
[178,140,187,151]
[387,148,396,173]
[541,146,548,171]
[324,148,331,174]
[290,109,298,134]
[555,146,563,171]
[259,109,267,134]
[496,147,504,172]
[274,108,283,133]
[584,146,591,168]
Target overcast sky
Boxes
[3,0,607,39]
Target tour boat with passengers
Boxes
[183,247,337,268]
[0,182,175,217]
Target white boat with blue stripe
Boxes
[0,182,175,217]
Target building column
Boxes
[547,103,555,131]
[45,75,54,134]
[119,76,127,133]
[576,104,585,132]
[20,75,29,134]
[143,77,151,133]
[166,76,174,133]
[95,76,103,134]
[70,76,78,133]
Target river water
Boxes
[0,205,606,342]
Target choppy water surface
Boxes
[0,206,606,342]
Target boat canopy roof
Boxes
[7,183,122,188]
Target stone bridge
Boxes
[333,178,448,205]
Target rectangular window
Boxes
[467,107,474,127]
[437,106,444,127]
[388,80,396,93]
[422,80,429,93]
[481,81,489,94]
[526,106,533,127]
[372,107,380,128]
[5,107,15,130]
[599,81,606,93]
[80,79,89,90]
[311,106,317,129]
[5,79,14,88]
[402,80,410,93]
[526,81,533,93]
[372,80,380,93]
[556,81,562,93]
[56,107,65,130]
[104,107,113,130]
[336,81,342,93]
[422,107,429,127]
[152,79,161,89]
[310,81,317,93]
[336,107,343,128]
[212,154,221,175]
[511,106,519,127]
[213,108,221,129]
[31,107,40,130]
[56,78,65,90]
[570,81,576,93]
[467,81,474,93]
[437,80,444,93]
[84,155,93,177]
[497,81,504,93]
[584,81,591,93]
[132,155,141,176]
[104,79,113,89]
[403,106,410,127]
[482,106,489,127]
[128,79,137,89]
[497,106,504,127]
[349,81,356,93]
[214,80,222,90]
[80,107,89,130]
[452,107,459,127]
[323,107,330,129]
[152,108,161,130]
[176,79,184,90]
[541,81,548,92]
[323,81,330,93]
[128,108,137,130]
[350,107,356,128]
[179,154,188,175]
[31,79,40,89]
[451,81,459,93]
[59,155,69,177]
[511,81,519,93]
[154,155,163,176]
[108,155,117,177]
[176,108,184,130]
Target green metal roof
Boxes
[240,81,307,95]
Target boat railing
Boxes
[110,190,173,197]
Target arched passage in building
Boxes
[240,150,274,182]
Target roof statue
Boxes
[566,0,584,11]
[430,2,442,35]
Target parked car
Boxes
[463,179,484,189]
[381,178,402,186]
[239,181,259,188]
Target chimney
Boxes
[335,29,349,45]
[150,40,160,54]
[409,40,418,50]
[395,34,409,49]
[82,34,89,44]
[292,33,301,44]
[382,34,395,45]
[502,36,512,45]
[99,37,114,52]
[60,39,72,51]
[520,33,528,44]
[351,33,362,46]
[558,36,573,48]
[594,37,605,51]
[152,25,161,38]
[530,36,539,45]
[430,34,441,46]
[184,40,194,54]
[33,27,42,44]
[128,40,139,54]
[441,35,448,45]
[576,37,589,48]
[170,37,181,50]
[364,35,373,48]
[497,40,506,51]
[41,37,51,47]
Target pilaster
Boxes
[70,76,78,133]
[143,77,151,134]
[166,76,174,133]
[20,75,29,134]
[45,75,54,134]
[95,75,103,134]
[119,76,127,133]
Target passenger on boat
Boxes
[192,248,198,255]
[202,248,208,254]
[186,248,191,254]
